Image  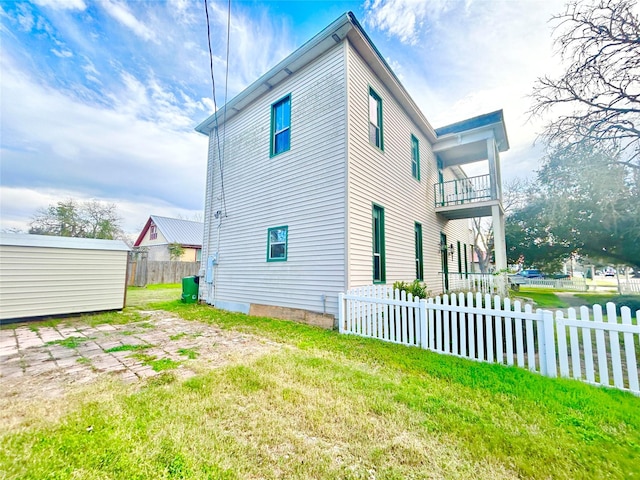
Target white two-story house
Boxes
[195,12,508,325]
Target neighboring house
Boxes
[195,12,508,322]
[134,216,203,262]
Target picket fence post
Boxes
[419,299,427,349]
[542,310,557,378]
[338,292,345,333]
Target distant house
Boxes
[195,12,508,321]
[134,216,203,262]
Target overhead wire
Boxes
[220,0,231,218]
[203,0,231,306]
[203,0,229,220]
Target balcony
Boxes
[434,174,501,219]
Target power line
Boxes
[203,0,229,218]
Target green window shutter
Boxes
[415,222,423,281]
[411,135,420,180]
[372,204,386,283]
[368,88,383,150]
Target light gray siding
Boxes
[345,41,471,293]
[0,235,129,321]
[201,44,347,315]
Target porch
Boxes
[433,174,502,219]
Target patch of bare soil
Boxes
[0,311,282,428]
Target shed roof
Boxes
[0,233,130,251]
[134,216,203,247]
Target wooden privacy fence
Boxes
[127,256,199,286]
[338,287,640,396]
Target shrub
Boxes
[611,295,640,313]
[392,280,430,299]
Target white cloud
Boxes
[100,0,157,43]
[206,2,294,92]
[0,185,202,234]
[0,54,208,234]
[51,48,73,57]
[367,0,563,183]
[32,0,86,11]
[364,0,460,45]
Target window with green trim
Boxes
[411,135,420,180]
[372,204,385,283]
[369,88,383,149]
[267,226,288,261]
[415,222,423,281]
[271,95,291,156]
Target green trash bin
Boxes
[181,276,199,304]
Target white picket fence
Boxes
[620,279,640,294]
[338,286,640,395]
[446,274,497,294]
[514,278,588,291]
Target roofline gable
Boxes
[133,217,153,247]
[194,12,438,142]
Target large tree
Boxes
[30,199,123,240]
[531,0,640,171]
[506,146,640,269]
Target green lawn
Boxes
[126,283,182,308]
[2,301,639,479]
[513,288,569,308]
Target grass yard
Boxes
[126,283,182,308]
[1,299,639,479]
[514,288,569,308]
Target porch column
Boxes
[487,138,498,200]
[492,204,508,296]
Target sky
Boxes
[0,0,565,236]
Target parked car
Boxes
[604,268,616,277]
[549,273,570,279]
[518,269,545,279]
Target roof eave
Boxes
[195,13,354,135]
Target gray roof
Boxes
[0,233,130,251]
[150,216,203,247]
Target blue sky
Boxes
[0,0,562,235]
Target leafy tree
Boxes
[29,199,123,240]
[168,242,185,261]
[531,0,640,172]
[506,146,640,270]
[472,178,531,273]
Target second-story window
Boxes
[271,95,291,156]
[150,224,157,240]
[369,88,383,150]
[411,134,420,180]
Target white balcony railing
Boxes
[434,174,494,207]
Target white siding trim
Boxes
[202,43,348,316]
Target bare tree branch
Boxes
[531,0,640,171]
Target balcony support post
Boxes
[487,138,498,201]
[492,204,508,296]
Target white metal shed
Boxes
[0,233,130,322]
